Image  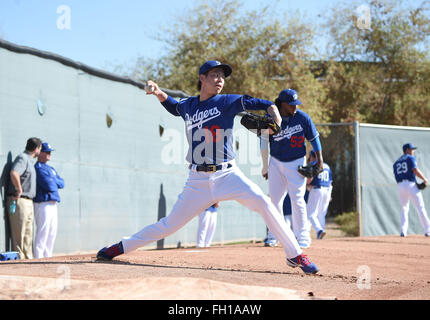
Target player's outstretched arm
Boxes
[145,80,181,117]
[145,80,168,103]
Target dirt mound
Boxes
[0,235,429,300]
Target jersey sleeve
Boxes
[409,156,418,169]
[304,115,319,141]
[11,155,27,175]
[310,136,322,151]
[54,169,65,189]
[160,96,181,117]
[228,95,274,114]
[36,166,58,192]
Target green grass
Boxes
[334,212,359,236]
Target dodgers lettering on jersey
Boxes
[269,109,319,162]
[310,163,332,187]
[162,94,273,165]
[393,154,417,183]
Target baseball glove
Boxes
[417,182,427,190]
[298,164,323,179]
[240,113,281,137]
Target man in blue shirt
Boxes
[393,143,429,237]
[33,142,65,258]
[96,60,319,274]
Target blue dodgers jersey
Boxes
[172,94,273,165]
[393,154,417,183]
[310,162,332,187]
[269,109,319,162]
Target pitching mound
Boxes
[0,235,429,300]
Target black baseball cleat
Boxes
[96,242,124,261]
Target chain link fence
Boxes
[316,123,356,220]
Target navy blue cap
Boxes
[309,150,316,158]
[199,60,232,78]
[41,142,55,152]
[403,143,417,152]
[277,89,302,106]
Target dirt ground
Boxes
[0,224,429,300]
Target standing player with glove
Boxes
[393,143,430,237]
[305,151,333,240]
[96,61,319,274]
[260,89,323,248]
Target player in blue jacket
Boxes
[393,143,429,237]
[261,89,323,248]
[96,60,319,274]
[33,142,65,258]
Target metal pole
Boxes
[354,121,362,236]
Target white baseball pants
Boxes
[267,156,311,246]
[122,162,302,259]
[397,180,430,235]
[306,185,332,233]
[33,201,58,258]
[196,209,217,247]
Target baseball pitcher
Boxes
[96,61,319,274]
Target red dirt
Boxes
[1,233,429,300]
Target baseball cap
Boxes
[41,142,55,153]
[403,143,417,152]
[309,151,316,158]
[277,89,302,106]
[199,60,232,78]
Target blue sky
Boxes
[0,0,423,73]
